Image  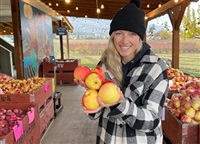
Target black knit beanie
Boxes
[109,0,146,40]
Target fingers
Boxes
[83,107,102,114]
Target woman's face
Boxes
[113,30,140,63]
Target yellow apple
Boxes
[74,65,91,81]
[85,73,103,90]
[98,82,120,104]
[82,89,99,110]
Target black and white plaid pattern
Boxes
[89,46,169,144]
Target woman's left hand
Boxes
[83,91,124,114]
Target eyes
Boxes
[115,31,137,37]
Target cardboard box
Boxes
[162,108,199,144]
[0,103,40,144]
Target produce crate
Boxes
[42,59,80,84]
[39,98,54,137]
[162,108,199,144]
[42,59,80,73]
[0,103,40,144]
[0,78,53,110]
[57,59,80,72]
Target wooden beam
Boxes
[168,0,189,69]
[10,0,24,79]
[147,0,189,21]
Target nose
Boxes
[121,34,129,44]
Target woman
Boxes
[75,0,169,143]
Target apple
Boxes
[85,72,103,90]
[184,101,192,109]
[173,100,180,108]
[181,115,192,123]
[98,82,120,104]
[91,66,106,81]
[190,91,199,99]
[185,107,196,118]
[82,89,99,110]
[74,65,91,81]
[185,81,198,89]
[194,111,200,121]
[196,80,200,88]
[179,87,187,96]
[186,87,196,95]
[191,100,200,111]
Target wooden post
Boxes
[66,32,70,58]
[10,0,24,79]
[168,0,189,69]
[59,20,64,60]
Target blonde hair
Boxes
[100,32,143,87]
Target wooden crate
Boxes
[39,98,54,137]
[0,103,40,144]
[0,78,53,109]
[42,59,80,73]
[162,108,199,144]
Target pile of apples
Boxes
[179,80,200,99]
[167,67,200,91]
[166,80,200,124]
[74,65,121,110]
[167,67,184,79]
[0,77,46,94]
[0,108,26,136]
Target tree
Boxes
[159,30,172,39]
[148,24,155,36]
[181,5,199,39]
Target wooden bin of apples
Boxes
[167,67,200,98]
[0,77,53,110]
[43,59,80,84]
[74,65,121,111]
[0,103,40,144]
[163,80,200,144]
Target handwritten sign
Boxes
[44,82,50,92]
[13,121,23,141]
[27,107,35,124]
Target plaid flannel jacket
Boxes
[89,44,169,144]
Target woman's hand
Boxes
[74,79,87,88]
[83,91,124,114]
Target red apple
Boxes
[186,87,196,95]
[82,89,99,110]
[91,66,106,81]
[190,91,199,99]
[74,65,91,81]
[181,115,192,123]
[185,81,198,89]
[98,82,120,104]
[102,79,114,85]
[179,87,187,96]
[85,73,103,90]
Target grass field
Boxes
[54,39,200,77]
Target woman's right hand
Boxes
[74,79,87,88]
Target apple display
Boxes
[98,82,120,104]
[82,89,99,110]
